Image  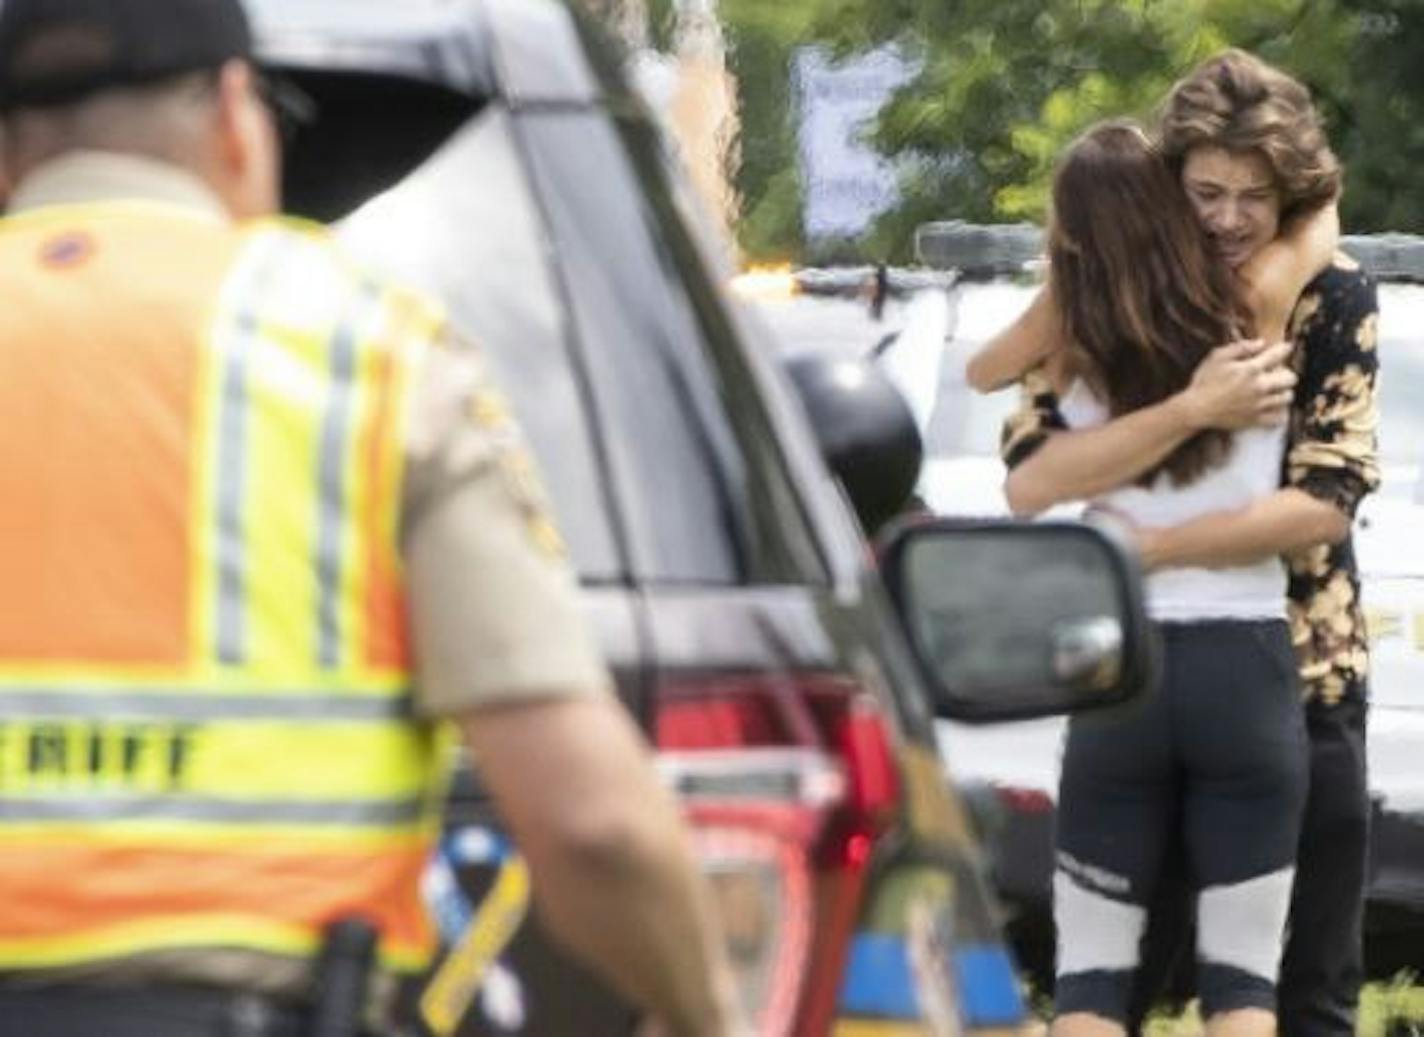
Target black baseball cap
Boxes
[0,0,254,110]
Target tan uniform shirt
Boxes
[8,151,611,716]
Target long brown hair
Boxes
[1049,120,1250,486]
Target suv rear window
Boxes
[520,110,825,585]
[287,73,824,587]
[336,107,623,581]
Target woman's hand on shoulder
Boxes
[1179,338,1296,431]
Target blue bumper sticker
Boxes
[838,935,1025,1026]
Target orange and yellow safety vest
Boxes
[0,201,450,976]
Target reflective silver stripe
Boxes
[0,795,427,827]
[214,309,252,664]
[316,281,382,669]
[213,234,289,665]
[0,691,411,722]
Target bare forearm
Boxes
[966,285,1057,392]
[461,701,734,1035]
[1004,337,1297,515]
[1141,488,1350,570]
[1005,394,1194,515]
[527,806,728,1036]
[1243,203,1340,343]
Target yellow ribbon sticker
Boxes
[419,856,531,1036]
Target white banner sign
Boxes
[795,46,915,241]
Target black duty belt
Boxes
[0,984,317,1037]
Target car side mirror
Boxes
[879,518,1155,723]
[782,352,923,536]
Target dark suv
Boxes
[251,2,1153,1033]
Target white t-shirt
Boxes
[1060,380,1287,622]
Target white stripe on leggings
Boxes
[1198,866,1296,981]
[1054,870,1146,977]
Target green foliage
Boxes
[645,0,676,50]
[1321,3,1424,233]
[718,0,824,262]
[1133,978,1424,1037]
[1358,973,1424,1037]
[719,0,1424,262]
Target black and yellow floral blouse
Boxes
[1000,255,1381,709]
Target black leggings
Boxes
[1054,620,1309,1022]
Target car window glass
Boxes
[338,107,621,581]
[281,71,479,224]
[519,110,823,584]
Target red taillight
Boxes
[837,703,899,826]
[655,675,899,1036]
[993,784,1054,815]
